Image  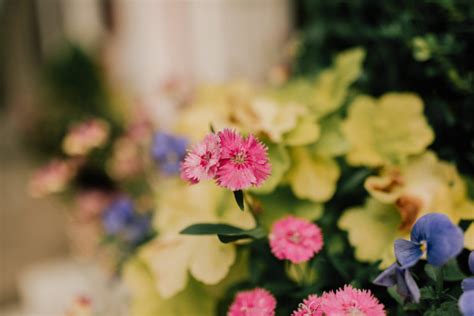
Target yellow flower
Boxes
[465,224,474,250]
[312,47,366,118]
[250,143,290,194]
[312,114,349,157]
[175,82,254,140]
[123,258,215,316]
[142,180,255,298]
[342,93,434,167]
[365,152,474,225]
[286,146,340,203]
[339,198,403,268]
[340,152,474,267]
[268,47,365,119]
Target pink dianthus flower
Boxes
[269,216,323,264]
[227,288,276,316]
[292,294,323,316]
[321,285,385,316]
[180,133,221,184]
[216,129,270,191]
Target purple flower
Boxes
[151,132,187,175]
[459,291,474,316]
[462,252,474,293]
[373,263,421,303]
[102,197,151,244]
[394,213,464,269]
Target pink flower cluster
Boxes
[180,129,271,191]
[292,285,385,316]
[227,286,385,316]
[228,288,276,316]
[269,216,324,264]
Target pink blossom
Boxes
[216,129,271,191]
[62,119,109,156]
[28,159,78,197]
[321,285,385,316]
[227,288,276,316]
[180,133,221,184]
[292,294,323,316]
[269,216,323,264]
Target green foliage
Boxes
[295,0,474,176]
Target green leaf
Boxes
[388,286,404,305]
[180,223,244,235]
[234,190,245,211]
[420,286,436,300]
[180,223,267,244]
[425,264,439,281]
[338,168,372,195]
[217,227,267,243]
[425,264,444,292]
[424,301,462,316]
[209,123,215,133]
[442,258,466,281]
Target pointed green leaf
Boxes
[234,190,245,211]
[180,223,267,244]
[180,223,243,235]
[218,227,267,243]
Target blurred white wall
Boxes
[107,0,292,94]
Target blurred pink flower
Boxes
[181,133,221,184]
[292,294,323,316]
[107,137,143,180]
[74,190,115,221]
[216,129,270,191]
[62,118,110,156]
[321,285,385,316]
[269,216,323,264]
[64,295,92,316]
[228,288,276,316]
[28,159,78,197]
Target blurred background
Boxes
[0,0,292,314]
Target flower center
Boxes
[200,152,212,166]
[288,232,302,244]
[232,151,247,164]
[348,307,364,316]
[420,240,428,258]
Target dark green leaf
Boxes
[234,190,245,211]
[442,258,466,281]
[388,286,404,305]
[420,286,436,300]
[180,223,244,235]
[180,223,267,244]
[209,123,216,133]
[425,264,440,281]
[425,264,444,292]
[218,227,267,243]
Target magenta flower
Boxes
[227,288,276,316]
[181,133,221,184]
[321,285,385,316]
[269,216,323,264]
[216,129,271,191]
[292,294,323,316]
